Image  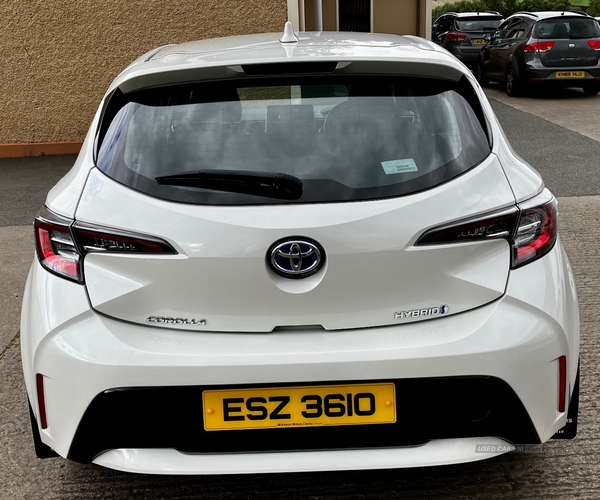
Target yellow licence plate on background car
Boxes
[472,39,487,45]
[556,71,585,78]
[203,383,396,430]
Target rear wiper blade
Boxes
[155,169,303,200]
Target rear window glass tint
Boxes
[535,19,600,39]
[97,76,491,206]
[455,19,503,31]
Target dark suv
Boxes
[432,12,504,68]
[476,11,600,96]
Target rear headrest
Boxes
[223,87,242,123]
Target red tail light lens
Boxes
[34,207,177,283]
[588,40,600,51]
[512,191,557,268]
[34,209,82,283]
[524,42,555,53]
[446,32,467,42]
[416,189,557,269]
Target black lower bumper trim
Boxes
[68,376,540,464]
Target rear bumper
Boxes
[521,64,600,84]
[21,241,579,474]
[69,376,539,464]
[92,438,519,474]
[444,45,483,66]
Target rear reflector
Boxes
[446,32,467,42]
[34,206,177,284]
[524,42,555,53]
[36,374,48,429]
[416,189,557,269]
[558,356,566,412]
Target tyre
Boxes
[505,64,524,97]
[28,401,58,459]
[475,62,489,87]
[583,83,600,96]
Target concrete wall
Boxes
[0,0,287,145]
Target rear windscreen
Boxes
[455,19,503,31]
[97,76,491,205]
[535,18,600,39]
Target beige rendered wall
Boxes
[322,0,337,31]
[0,0,287,145]
[373,0,418,36]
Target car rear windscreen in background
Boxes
[96,76,491,205]
[455,18,503,31]
[534,18,600,39]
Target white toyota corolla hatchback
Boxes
[22,24,580,474]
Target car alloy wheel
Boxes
[475,62,488,86]
[505,65,522,97]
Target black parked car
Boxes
[432,12,504,68]
[476,11,600,96]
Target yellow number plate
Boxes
[203,383,396,431]
[473,39,487,45]
[556,71,585,79]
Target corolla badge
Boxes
[395,305,449,320]
[147,316,206,325]
[269,239,325,278]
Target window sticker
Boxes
[381,158,418,175]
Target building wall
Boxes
[0,0,287,145]
[373,0,418,36]
[322,0,338,31]
[299,1,429,37]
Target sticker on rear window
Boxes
[381,159,418,174]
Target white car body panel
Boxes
[77,154,514,332]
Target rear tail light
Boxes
[73,226,176,254]
[512,191,557,268]
[446,32,467,42]
[523,41,555,53]
[34,209,82,283]
[34,207,176,283]
[416,189,557,269]
[588,40,600,51]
